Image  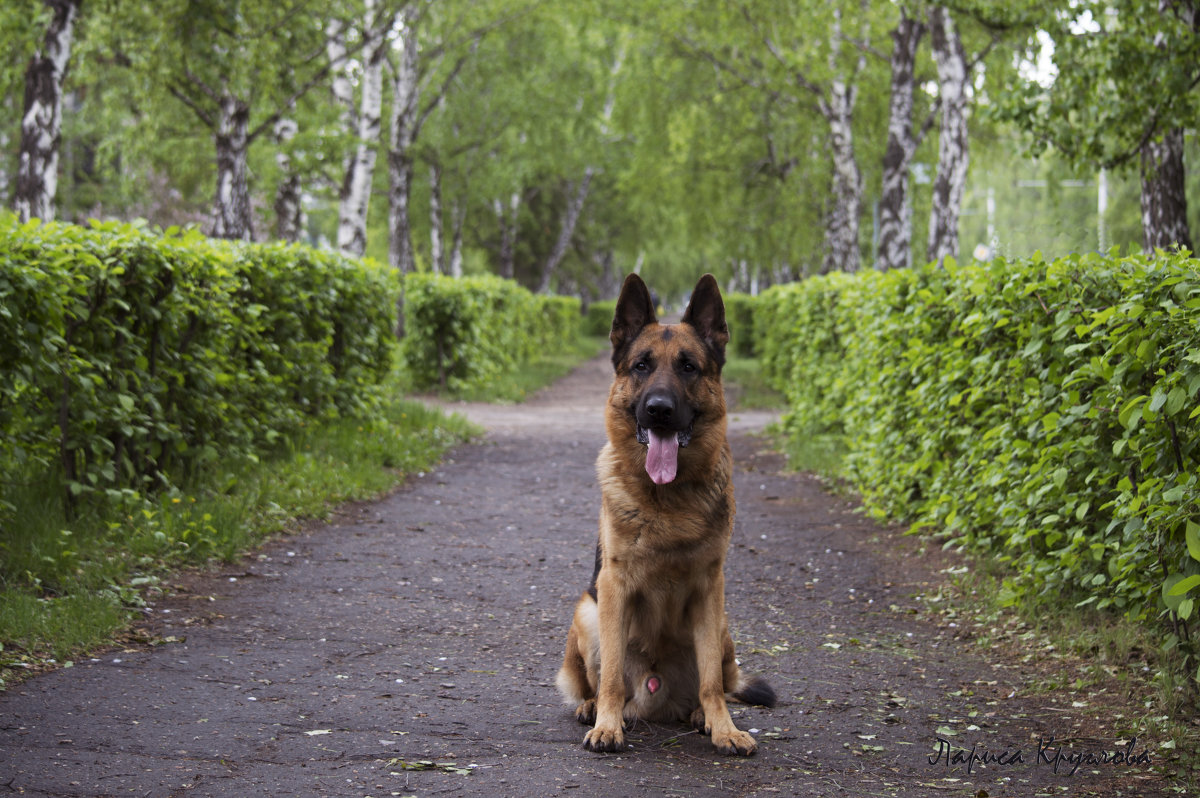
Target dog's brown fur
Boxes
[556,273,775,756]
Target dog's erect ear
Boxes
[681,273,728,367]
[611,274,657,368]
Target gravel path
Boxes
[0,356,1171,797]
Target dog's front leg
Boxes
[582,568,630,753]
[692,572,757,756]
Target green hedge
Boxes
[584,299,616,337]
[723,292,757,358]
[759,252,1200,676]
[400,273,581,392]
[0,216,396,508]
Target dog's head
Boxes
[607,273,729,485]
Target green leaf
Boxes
[1179,598,1195,621]
[1166,575,1200,597]
[1118,395,1147,429]
[1187,521,1200,563]
[1165,385,1186,416]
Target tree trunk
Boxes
[449,197,465,277]
[819,6,863,274]
[333,0,389,256]
[537,37,624,292]
[388,10,420,274]
[273,117,304,242]
[926,5,969,267]
[876,11,925,271]
[537,168,593,293]
[429,162,444,273]
[210,94,254,240]
[14,0,80,223]
[494,192,519,279]
[822,98,861,274]
[1139,127,1193,252]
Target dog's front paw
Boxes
[712,728,757,756]
[574,699,596,726]
[582,724,627,753]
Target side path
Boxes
[0,356,1168,797]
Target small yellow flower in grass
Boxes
[172,498,182,504]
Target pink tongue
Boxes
[645,430,679,484]
[646,676,661,694]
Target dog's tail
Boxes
[731,674,777,708]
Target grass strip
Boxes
[0,391,477,685]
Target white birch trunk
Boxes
[927,5,970,266]
[273,117,305,242]
[1139,127,1193,252]
[14,0,80,223]
[429,162,444,273]
[334,0,390,256]
[210,94,254,240]
[537,38,625,292]
[819,6,863,274]
[449,197,465,278]
[388,10,420,274]
[494,192,520,279]
[537,168,593,293]
[876,11,925,271]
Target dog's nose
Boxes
[645,394,674,423]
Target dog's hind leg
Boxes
[557,598,600,724]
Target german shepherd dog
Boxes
[556,273,775,756]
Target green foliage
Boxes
[399,273,582,393]
[723,292,757,358]
[995,0,1200,170]
[760,251,1200,685]
[0,214,395,511]
[0,387,476,673]
[583,299,616,337]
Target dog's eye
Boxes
[681,361,696,374]
[633,360,649,373]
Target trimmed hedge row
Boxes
[583,299,617,337]
[723,292,757,358]
[759,252,1200,673]
[400,273,581,392]
[0,216,396,507]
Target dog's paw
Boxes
[689,707,707,733]
[712,728,758,756]
[574,699,596,726]
[582,724,627,753]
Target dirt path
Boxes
[0,356,1171,797]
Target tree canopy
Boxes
[3,0,1196,300]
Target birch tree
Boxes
[13,0,81,223]
[134,0,341,240]
[387,4,422,273]
[997,0,1199,251]
[876,8,929,271]
[429,160,444,271]
[675,0,887,274]
[535,35,626,293]
[819,3,869,273]
[328,0,394,256]
[385,2,491,274]
[926,5,969,266]
[273,117,305,241]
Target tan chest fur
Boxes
[594,440,735,648]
